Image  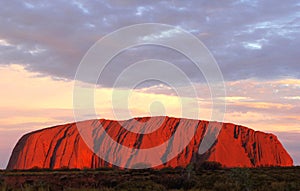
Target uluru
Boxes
[7,116,293,170]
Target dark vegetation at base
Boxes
[1,163,300,191]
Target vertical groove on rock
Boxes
[160,120,180,165]
[68,132,80,167]
[30,133,43,165]
[49,125,73,169]
[43,125,70,167]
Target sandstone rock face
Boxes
[7,117,293,169]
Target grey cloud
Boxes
[0,0,299,86]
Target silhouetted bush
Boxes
[95,167,115,171]
[56,166,73,171]
[198,161,222,170]
[154,174,187,189]
[159,167,175,173]
[212,181,241,191]
[115,180,166,191]
[28,166,43,172]
[1,166,300,191]
[230,168,253,191]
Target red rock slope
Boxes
[7,116,293,169]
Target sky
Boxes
[0,0,299,168]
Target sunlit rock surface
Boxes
[7,116,293,169]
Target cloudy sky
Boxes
[0,0,299,168]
